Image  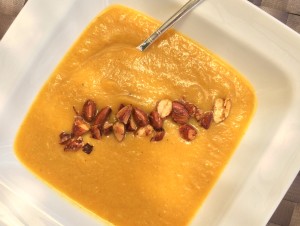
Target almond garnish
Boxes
[82,143,93,154]
[149,110,163,130]
[60,97,231,151]
[118,104,125,111]
[213,98,231,123]
[157,99,172,118]
[132,107,149,127]
[73,116,90,136]
[150,129,165,142]
[116,105,132,124]
[171,101,189,124]
[64,136,83,151]
[94,106,112,126]
[113,121,125,142]
[183,101,197,117]
[213,98,224,123]
[90,125,101,140]
[59,132,72,145]
[224,98,232,118]
[136,125,154,137]
[179,124,197,141]
[127,117,138,132]
[194,108,203,121]
[82,99,96,122]
[102,121,113,136]
[199,111,213,129]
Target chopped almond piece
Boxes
[82,99,96,122]
[171,101,189,124]
[127,117,138,132]
[102,121,113,136]
[113,122,125,142]
[94,106,111,126]
[213,98,231,123]
[149,110,163,130]
[194,108,203,121]
[183,101,197,117]
[116,105,132,124]
[151,129,165,142]
[157,99,172,118]
[90,125,101,140]
[224,99,232,118]
[132,107,149,127]
[118,104,125,111]
[59,132,72,145]
[179,124,197,141]
[72,116,90,136]
[136,125,154,137]
[199,111,213,129]
[64,136,83,151]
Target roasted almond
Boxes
[82,99,96,122]
[149,110,163,130]
[213,98,231,123]
[116,105,132,124]
[82,143,94,154]
[127,117,138,132]
[194,108,203,121]
[199,111,213,129]
[157,99,172,118]
[102,121,113,136]
[64,136,83,151]
[90,125,101,140]
[150,129,165,142]
[94,106,112,126]
[113,121,125,142]
[72,116,90,136]
[132,107,149,127]
[118,103,125,111]
[59,132,72,145]
[136,125,154,137]
[183,101,197,117]
[179,124,197,141]
[224,98,232,118]
[171,101,189,124]
[213,98,224,123]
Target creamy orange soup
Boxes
[15,5,256,226]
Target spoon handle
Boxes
[136,0,205,52]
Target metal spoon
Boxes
[136,0,205,52]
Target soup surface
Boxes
[15,5,256,226]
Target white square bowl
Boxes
[0,0,300,225]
